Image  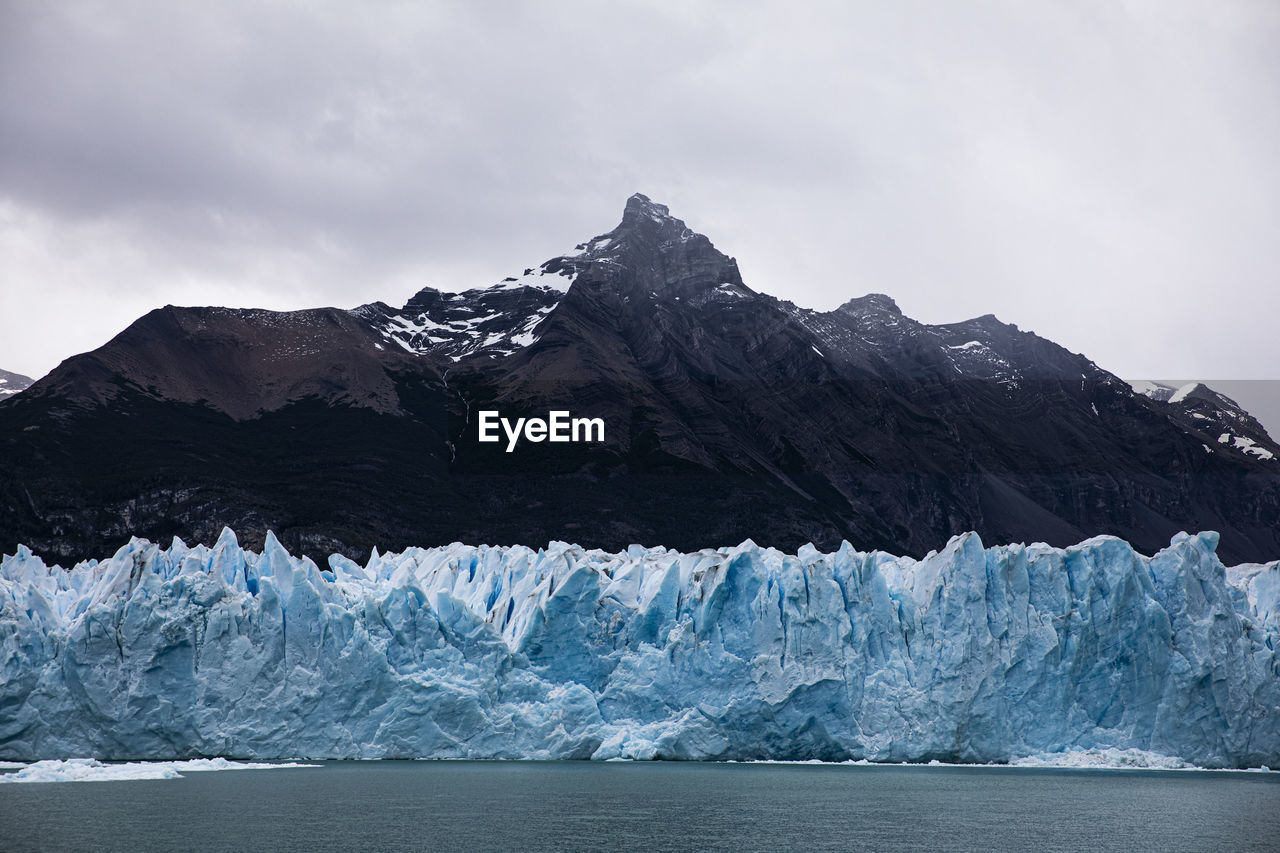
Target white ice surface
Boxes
[0,758,317,783]
[2,529,1277,767]
[1168,382,1201,404]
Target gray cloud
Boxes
[2,0,1278,392]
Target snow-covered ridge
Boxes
[2,530,1277,766]
[365,230,628,362]
[365,283,563,362]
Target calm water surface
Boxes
[2,761,1278,852]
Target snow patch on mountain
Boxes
[0,369,34,399]
[1128,380,1176,402]
[360,216,643,361]
[1221,434,1275,461]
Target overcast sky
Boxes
[2,1,1278,392]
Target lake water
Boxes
[2,761,1278,852]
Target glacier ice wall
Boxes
[2,529,1277,766]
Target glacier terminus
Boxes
[1,529,1277,768]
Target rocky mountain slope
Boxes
[2,195,1278,563]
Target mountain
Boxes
[3,194,1280,563]
[0,369,33,398]
[1130,380,1275,462]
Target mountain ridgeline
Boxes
[3,195,1279,563]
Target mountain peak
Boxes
[616,193,694,239]
[836,293,902,316]
[622,193,672,223]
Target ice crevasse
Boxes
[1,529,1277,767]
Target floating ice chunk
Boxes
[0,758,317,784]
[1010,748,1192,770]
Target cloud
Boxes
[1,0,1277,383]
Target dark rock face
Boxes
[3,194,1280,564]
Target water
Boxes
[2,761,1278,852]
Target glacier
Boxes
[1,529,1277,767]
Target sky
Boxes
[2,1,1278,398]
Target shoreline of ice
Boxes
[0,758,319,784]
[3,753,1273,782]
[734,749,1277,773]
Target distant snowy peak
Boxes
[0,369,34,399]
[1130,380,1232,408]
[1130,380,1179,403]
[1167,382,1200,405]
[1128,379,1277,462]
